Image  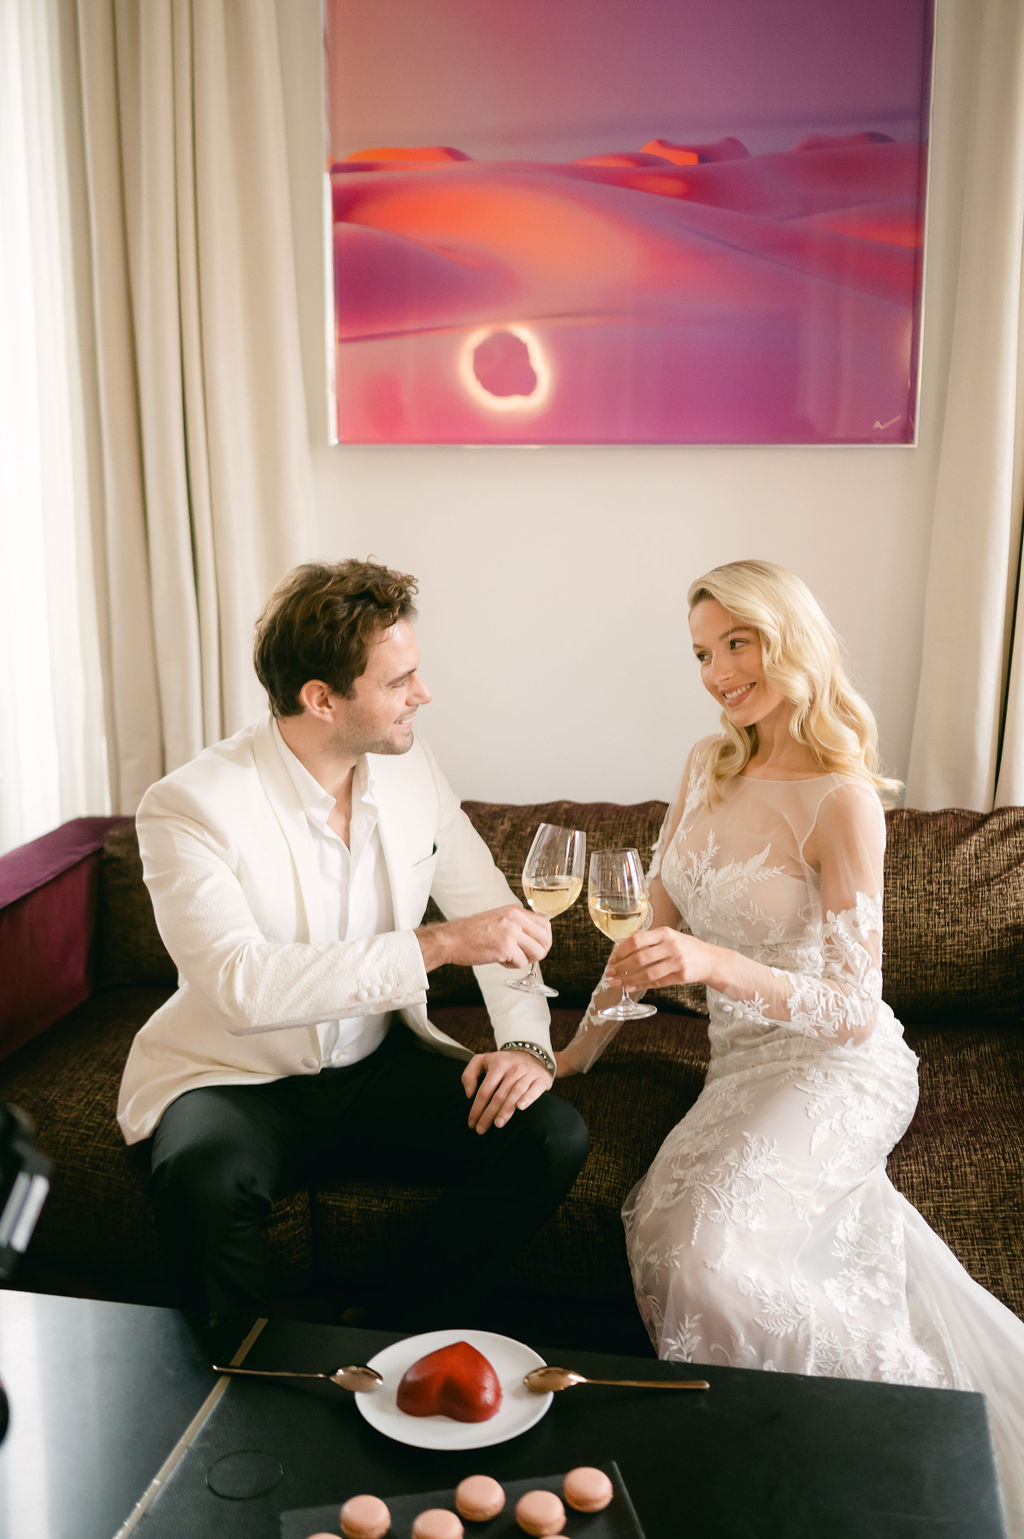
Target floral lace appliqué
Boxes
[619,770,952,1392]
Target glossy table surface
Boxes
[0,1290,218,1539]
[0,1289,1008,1539]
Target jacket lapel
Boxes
[251,716,328,944]
[371,750,436,932]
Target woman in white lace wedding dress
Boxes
[558,561,1024,1532]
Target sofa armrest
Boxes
[0,816,129,1061]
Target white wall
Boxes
[277,0,970,805]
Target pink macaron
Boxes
[411,1508,464,1539]
[454,1474,506,1522]
[515,1488,566,1536]
[339,1492,391,1539]
[563,1466,614,1513]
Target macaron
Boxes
[339,1492,391,1539]
[515,1488,566,1536]
[563,1466,614,1513]
[454,1474,506,1522]
[411,1509,464,1539]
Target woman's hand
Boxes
[604,927,724,994]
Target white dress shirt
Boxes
[272,720,394,1067]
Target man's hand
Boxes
[416,905,551,973]
[462,1049,553,1134]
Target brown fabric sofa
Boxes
[1,801,1021,1354]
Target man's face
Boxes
[329,618,432,757]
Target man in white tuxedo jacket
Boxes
[117,559,588,1323]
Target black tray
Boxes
[280,1460,645,1538]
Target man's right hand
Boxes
[415,905,551,972]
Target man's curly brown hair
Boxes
[253,559,419,717]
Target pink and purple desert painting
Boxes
[324,0,933,445]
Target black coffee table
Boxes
[0,1290,1007,1539]
[0,1288,217,1539]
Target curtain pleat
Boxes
[904,0,1024,812]
[74,0,163,813]
[125,1,208,773]
[0,0,109,851]
[188,0,315,731]
[70,0,313,813]
[993,255,1024,807]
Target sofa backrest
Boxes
[432,801,1024,1024]
[94,822,176,990]
[92,801,1024,1027]
[93,802,704,1014]
[882,806,1024,1026]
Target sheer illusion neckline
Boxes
[737,770,841,783]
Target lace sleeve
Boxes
[556,965,625,1073]
[646,794,672,886]
[716,781,886,1045]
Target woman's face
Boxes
[689,598,788,730]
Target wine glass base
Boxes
[597,1001,657,1020]
[506,977,559,997]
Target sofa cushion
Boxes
[94,823,177,989]
[892,1018,1024,1317]
[883,807,1024,1026]
[0,988,314,1300]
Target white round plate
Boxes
[355,1328,553,1450]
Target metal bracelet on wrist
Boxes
[502,1039,556,1076]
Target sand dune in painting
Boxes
[328,134,926,444]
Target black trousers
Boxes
[148,1027,589,1322]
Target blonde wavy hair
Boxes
[687,559,902,806]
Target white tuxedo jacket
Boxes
[117,717,552,1143]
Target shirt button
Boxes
[357,987,370,1001]
[302,1055,318,1070]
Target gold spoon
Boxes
[523,1365,709,1393]
[212,1363,383,1393]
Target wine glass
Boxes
[588,847,658,1020]
[507,822,586,996]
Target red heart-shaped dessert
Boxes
[396,1340,503,1423]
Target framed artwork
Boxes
[324,0,934,446]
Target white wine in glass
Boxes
[588,847,658,1021]
[507,822,586,997]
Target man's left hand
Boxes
[462,1049,553,1134]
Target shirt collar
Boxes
[270,718,378,834]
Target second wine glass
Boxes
[588,847,658,1020]
[507,822,586,997]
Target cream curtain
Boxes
[67,0,314,813]
[905,0,1024,811]
[0,0,108,853]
